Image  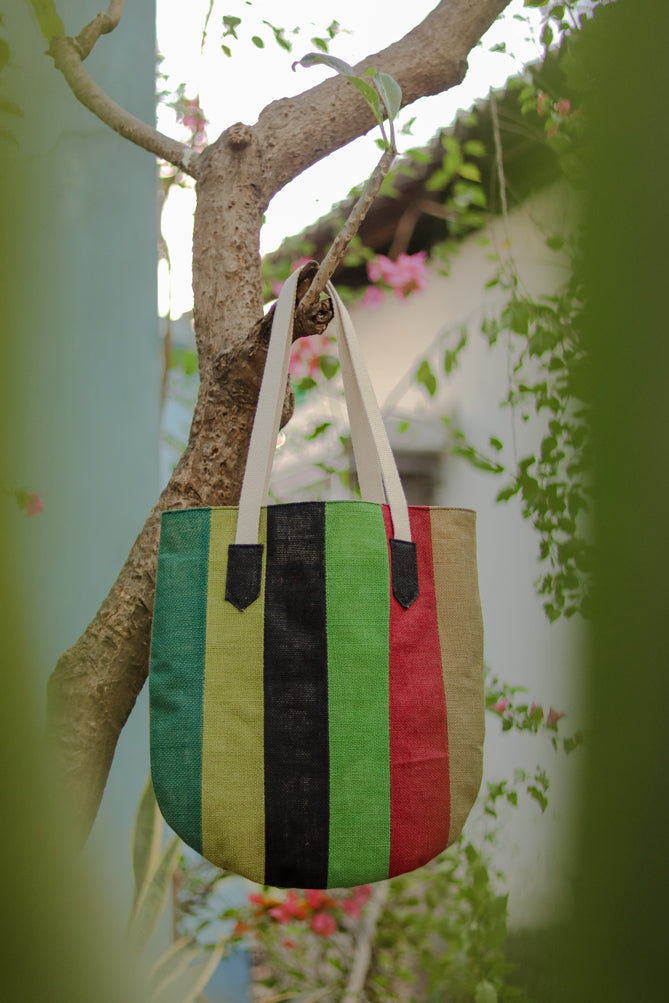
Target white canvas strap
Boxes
[234,270,411,545]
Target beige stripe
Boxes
[202,507,266,882]
[430,508,485,845]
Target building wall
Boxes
[3,0,160,925]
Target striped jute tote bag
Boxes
[149,269,484,889]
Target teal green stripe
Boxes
[325,502,391,887]
[149,508,210,853]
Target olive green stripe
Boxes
[201,507,267,884]
[325,501,391,887]
[150,508,210,853]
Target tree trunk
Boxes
[45,0,510,839]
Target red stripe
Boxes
[383,505,450,877]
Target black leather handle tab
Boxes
[225,544,263,611]
[390,538,419,608]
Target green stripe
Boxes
[202,507,267,883]
[149,508,210,854]
[325,502,391,886]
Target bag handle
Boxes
[226,269,418,610]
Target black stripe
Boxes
[264,503,330,888]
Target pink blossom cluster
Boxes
[238,884,372,943]
[289,333,335,380]
[177,96,207,150]
[537,92,573,139]
[15,490,44,517]
[361,251,430,309]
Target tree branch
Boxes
[256,0,510,199]
[75,0,126,61]
[298,146,395,315]
[49,34,199,177]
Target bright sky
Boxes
[156,0,545,317]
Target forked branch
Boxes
[43,0,198,177]
[75,0,126,60]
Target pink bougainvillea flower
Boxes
[15,491,44,517]
[367,252,428,298]
[233,920,249,936]
[366,256,387,284]
[391,252,429,297]
[492,698,509,713]
[248,892,269,906]
[305,888,336,911]
[288,333,335,380]
[352,884,372,904]
[366,252,429,298]
[546,707,566,727]
[310,912,337,937]
[537,91,550,117]
[342,898,361,919]
[546,122,559,139]
[268,890,308,924]
[555,98,571,116]
[283,939,297,950]
[360,285,385,310]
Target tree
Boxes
[23,0,512,838]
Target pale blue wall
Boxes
[4,0,159,919]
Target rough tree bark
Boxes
[44,0,510,839]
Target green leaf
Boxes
[0,97,23,118]
[293,51,355,77]
[307,421,332,441]
[463,139,486,158]
[292,53,382,123]
[131,776,162,909]
[168,944,225,1003]
[527,785,549,812]
[0,39,10,72]
[453,445,504,474]
[26,0,64,42]
[149,937,201,997]
[127,836,181,952]
[416,360,437,397]
[318,354,339,380]
[311,36,329,53]
[541,23,554,47]
[221,43,232,57]
[546,234,565,251]
[251,35,264,48]
[372,71,402,120]
[263,20,292,52]
[170,346,198,376]
[524,0,550,6]
[347,77,382,123]
[458,162,482,182]
[475,980,498,1003]
[503,299,530,335]
[489,437,504,452]
[295,376,317,393]
[0,124,17,145]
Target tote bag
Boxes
[150,269,484,889]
